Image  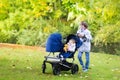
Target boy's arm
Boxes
[77,33,84,38]
[85,31,92,41]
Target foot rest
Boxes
[45,56,61,62]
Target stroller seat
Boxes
[58,34,82,58]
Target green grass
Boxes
[0,47,120,80]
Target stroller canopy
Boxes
[46,33,63,52]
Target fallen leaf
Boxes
[64,74,68,76]
[26,66,32,70]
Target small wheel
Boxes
[42,62,46,73]
[71,64,79,74]
[53,65,61,75]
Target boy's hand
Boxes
[78,34,84,38]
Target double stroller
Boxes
[42,33,82,75]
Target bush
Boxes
[0,30,9,42]
[115,49,120,56]
[17,28,48,46]
[92,43,120,55]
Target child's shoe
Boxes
[83,69,88,72]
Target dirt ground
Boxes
[0,43,45,52]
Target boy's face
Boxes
[80,24,85,30]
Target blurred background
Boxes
[0,0,120,54]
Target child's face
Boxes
[81,24,85,30]
[69,39,75,43]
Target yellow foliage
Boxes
[107,10,114,19]
[46,6,51,11]
[35,13,41,18]
[54,10,62,19]
[101,3,116,21]
[95,24,120,44]
[30,0,50,17]
[43,26,50,33]
[0,3,3,8]
[95,7,102,14]
[40,1,47,6]
[22,0,27,2]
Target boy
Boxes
[77,21,92,72]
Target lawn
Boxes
[0,47,120,80]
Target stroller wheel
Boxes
[53,65,61,75]
[42,62,46,73]
[71,64,79,74]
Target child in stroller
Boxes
[63,39,76,52]
[42,33,82,75]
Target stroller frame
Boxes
[42,52,79,75]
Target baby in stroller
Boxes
[42,33,82,75]
[63,39,76,52]
[58,39,76,59]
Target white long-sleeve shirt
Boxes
[77,29,92,52]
